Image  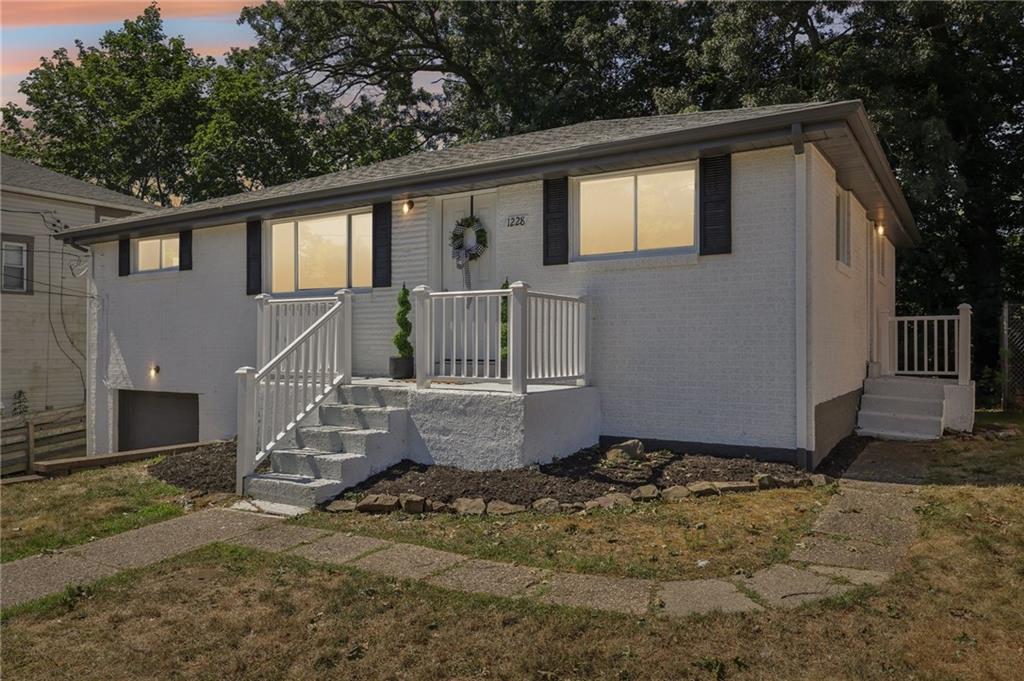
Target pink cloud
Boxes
[1,1,250,28]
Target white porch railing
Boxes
[413,281,588,393]
[256,294,336,367]
[235,290,352,493]
[877,303,971,385]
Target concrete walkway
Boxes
[1,442,924,616]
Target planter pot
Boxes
[389,356,414,379]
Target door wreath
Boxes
[450,215,488,289]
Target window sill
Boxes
[129,269,180,280]
[568,250,700,272]
[835,260,853,278]
[1,288,32,295]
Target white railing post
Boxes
[958,303,972,385]
[579,295,590,386]
[336,290,353,385]
[255,294,271,366]
[509,281,529,394]
[875,307,891,376]
[412,285,433,389]
[235,366,256,495]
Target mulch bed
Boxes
[148,440,236,494]
[349,445,811,506]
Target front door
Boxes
[439,192,497,291]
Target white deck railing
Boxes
[235,290,352,493]
[255,294,336,367]
[413,282,588,393]
[878,303,971,385]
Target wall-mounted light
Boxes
[150,364,160,377]
[402,199,415,215]
[876,224,885,236]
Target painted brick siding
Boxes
[89,223,255,453]
[494,147,798,449]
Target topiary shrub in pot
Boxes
[390,283,414,379]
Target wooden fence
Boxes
[1,405,86,476]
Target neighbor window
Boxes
[134,235,179,272]
[575,164,696,257]
[270,210,373,293]
[835,188,850,267]
[1,237,31,293]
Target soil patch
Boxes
[349,445,810,506]
[148,440,236,494]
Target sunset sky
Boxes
[1,0,257,108]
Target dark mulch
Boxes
[814,435,872,479]
[148,440,236,494]
[349,445,811,506]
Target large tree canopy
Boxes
[2,1,1021,392]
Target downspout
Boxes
[792,125,813,468]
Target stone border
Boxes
[325,472,833,516]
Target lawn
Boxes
[1,459,185,562]
[293,486,832,580]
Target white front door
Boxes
[439,192,497,291]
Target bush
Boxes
[392,283,413,359]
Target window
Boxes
[574,164,696,257]
[835,188,850,267]
[2,236,32,293]
[134,235,179,272]
[270,210,373,293]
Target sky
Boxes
[1,0,257,108]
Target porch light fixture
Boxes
[150,364,160,377]
[876,224,885,236]
[402,199,415,215]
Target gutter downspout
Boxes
[792,125,813,468]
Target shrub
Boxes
[392,283,413,359]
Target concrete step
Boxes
[319,404,406,431]
[860,394,944,419]
[863,377,946,400]
[271,449,370,482]
[856,411,943,440]
[296,425,394,454]
[244,473,344,507]
[335,384,410,408]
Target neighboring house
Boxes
[57,101,974,507]
[1,153,151,415]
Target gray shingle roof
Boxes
[61,101,831,236]
[1,153,152,212]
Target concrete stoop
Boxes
[856,377,947,440]
[244,385,410,507]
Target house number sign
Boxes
[505,214,528,229]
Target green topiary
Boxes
[392,283,413,359]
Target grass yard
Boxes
[294,487,833,580]
[1,459,186,562]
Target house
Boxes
[56,101,974,507]
[1,153,151,416]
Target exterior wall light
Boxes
[150,364,160,377]
[402,199,415,215]
[876,224,885,236]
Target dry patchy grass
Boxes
[0,460,183,562]
[293,487,832,580]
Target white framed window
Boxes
[835,188,851,267]
[2,237,31,293]
[572,162,697,258]
[133,235,179,272]
[270,209,373,293]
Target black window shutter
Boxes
[245,219,262,295]
[118,238,130,276]
[543,177,569,265]
[699,155,732,255]
[372,201,392,288]
[179,230,193,271]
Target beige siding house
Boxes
[1,153,150,415]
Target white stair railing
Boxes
[256,294,337,367]
[880,303,971,385]
[236,290,352,493]
[413,282,588,394]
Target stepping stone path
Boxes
[1,442,922,618]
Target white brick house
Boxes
[58,101,974,507]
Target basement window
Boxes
[134,235,179,272]
[572,163,697,258]
[270,209,372,293]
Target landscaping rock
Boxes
[560,502,586,512]
[586,493,634,510]
[531,497,561,513]
[355,494,400,513]
[399,493,426,514]
[486,500,526,515]
[603,439,645,465]
[426,499,453,513]
[325,499,357,513]
[630,484,660,501]
[687,481,720,497]
[661,485,692,502]
[809,473,832,487]
[753,473,780,489]
[714,481,757,494]
[452,497,486,515]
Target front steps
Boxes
[244,386,409,507]
[856,377,945,440]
